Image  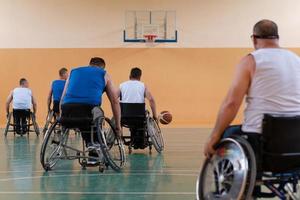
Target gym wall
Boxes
[0,0,300,127]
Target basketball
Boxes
[159,111,173,125]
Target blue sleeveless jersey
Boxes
[63,66,106,105]
[51,80,66,101]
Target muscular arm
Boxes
[105,73,122,135]
[145,85,157,119]
[6,91,13,115]
[204,55,255,157]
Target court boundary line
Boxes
[0,191,195,195]
[0,173,198,182]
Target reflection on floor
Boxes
[0,128,207,200]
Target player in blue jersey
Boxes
[47,68,68,115]
[60,57,121,164]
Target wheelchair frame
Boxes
[40,115,126,172]
[4,111,40,136]
[197,136,300,200]
[122,110,164,154]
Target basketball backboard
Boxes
[124,10,177,43]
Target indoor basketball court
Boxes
[1,0,300,200]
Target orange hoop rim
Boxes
[144,34,158,42]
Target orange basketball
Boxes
[159,111,172,125]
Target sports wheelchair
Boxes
[4,110,40,136]
[40,107,126,172]
[120,103,164,154]
[197,114,300,200]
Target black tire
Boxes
[197,138,255,200]
[233,136,257,200]
[96,117,126,172]
[31,113,40,136]
[40,121,63,171]
[4,113,12,137]
[147,117,164,153]
[42,111,54,135]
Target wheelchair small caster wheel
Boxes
[149,145,152,155]
[81,159,87,170]
[44,164,51,172]
[105,163,109,169]
[99,165,104,173]
[128,147,132,154]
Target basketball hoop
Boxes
[144,34,158,43]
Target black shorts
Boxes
[52,101,60,114]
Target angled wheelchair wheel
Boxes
[31,113,40,136]
[4,113,13,137]
[96,117,126,172]
[42,111,54,135]
[40,121,65,171]
[147,117,164,153]
[196,137,256,200]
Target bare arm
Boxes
[6,91,13,115]
[204,55,255,157]
[47,88,53,111]
[31,93,37,114]
[105,73,122,136]
[145,85,157,119]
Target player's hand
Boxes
[115,125,122,138]
[153,115,158,122]
[204,135,220,158]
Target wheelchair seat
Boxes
[262,114,300,173]
[120,103,146,128]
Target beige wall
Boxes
[0,0,300,48]
[2,48,300,127]
[0,48,251,127]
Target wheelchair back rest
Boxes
[262,114,300,154]
[120,103,146,127]
[262,114,300,172]
[13,109,31,118]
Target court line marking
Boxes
[0,191,195,195]
[0,173,198,182]
[0,169,200,173]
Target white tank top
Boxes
[120,80,145,103]
[242,48,300,133]
[12,88,32,109]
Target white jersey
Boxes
[12,87,32,110]
[120,80,145,103]
[242,48,300,133]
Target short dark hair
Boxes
[59,67,68,77]
[19,78,27,86]
[89,57,105,67]
[130,67,142,79]
[253,19,279,39]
